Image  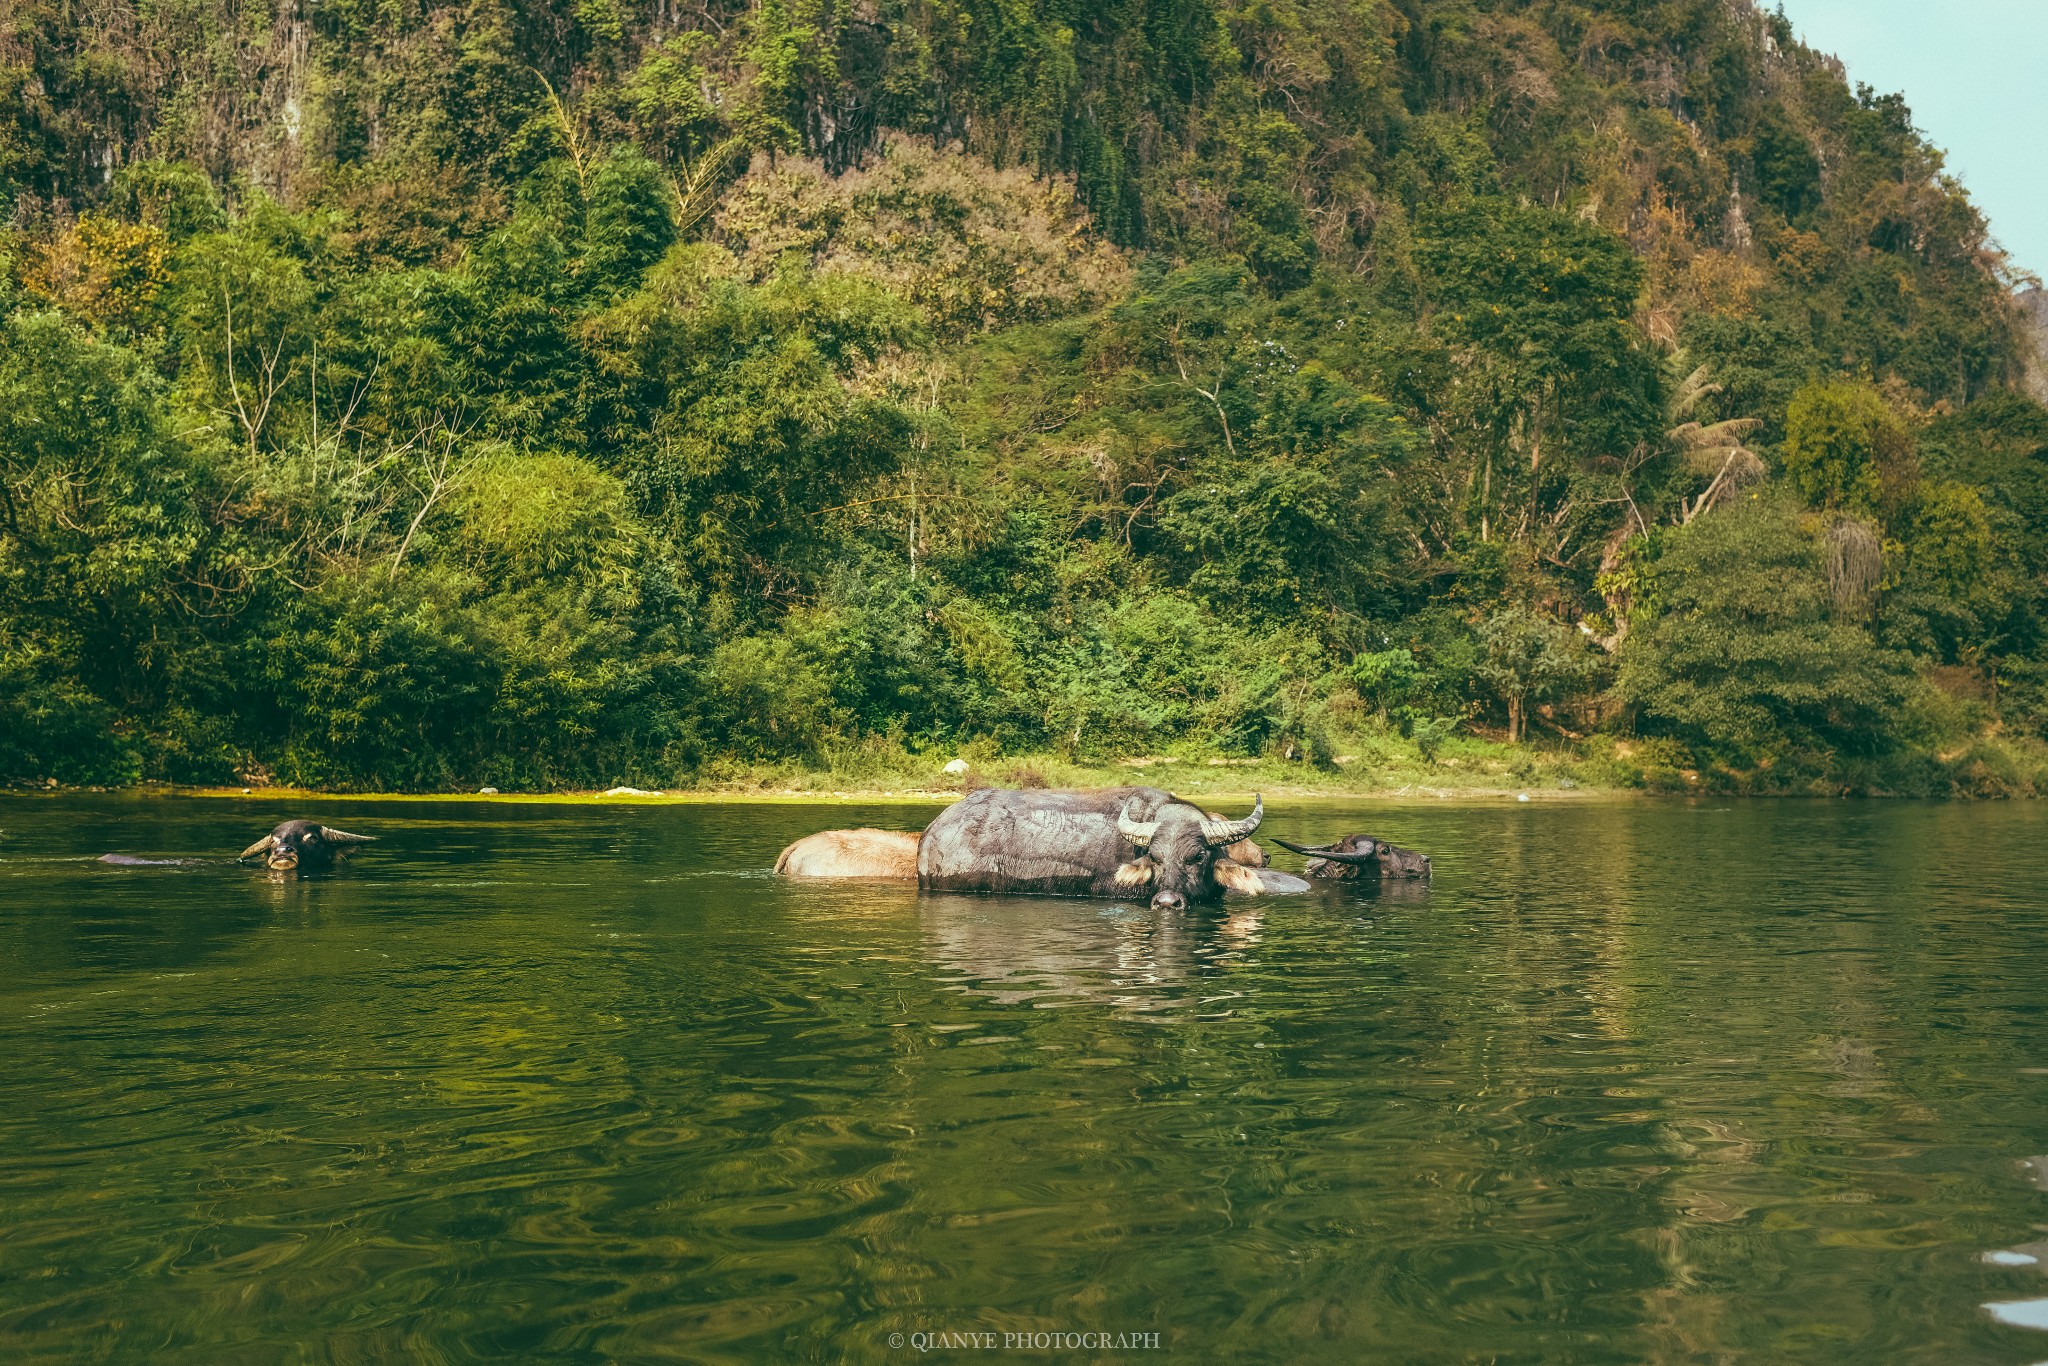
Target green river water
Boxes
[3,794,2048,1363]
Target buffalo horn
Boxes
[1200,795,1263,847]
[1116,805,1160,846]
[238,834,277,861]
[318,826,377,846]
[1272,835,1381,864]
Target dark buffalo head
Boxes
[1274,833,1431,880]
[1112,795,1265,911]
[238,819,376,872]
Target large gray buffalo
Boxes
[918,786,1303,910]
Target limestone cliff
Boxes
[2022,288,2048,405]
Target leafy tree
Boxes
[1473,606,1599,744]
[0,310,222,781]
[1618,493,1913,765]
[1207,109,1318,290]
[20,215,170,329]
[1749,106,1822,221]
[712,136,1131,339]
[1155,354,1409,621]
[622,34,724,163]
[698,631,843,761]
[109,160,225,240]
[1880,480,2010,665]
[1351,647,1421,720]
[580,148,678,297]
[1415,198,1662,553]
[587,253,921,602]
[1779,378,1914,515]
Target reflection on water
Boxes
[918,893,1270,1012]
[4,794,2048,1362]
[1986,1299,2048,1330]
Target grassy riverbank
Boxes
[32,726,2047,803]
[612,730,2048,800]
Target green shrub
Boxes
[1617,493,1914,766]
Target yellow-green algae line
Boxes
[38,783,1631,806]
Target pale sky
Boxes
[1777,0,2046,280]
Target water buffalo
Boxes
[237,820,376,872]
[1273,834,1431,880]
[774,828,922,878]
[917,787,1308,910]
[774,811,1268,884]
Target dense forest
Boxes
[3,0,2046,793]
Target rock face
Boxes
[2021,288,2048,405]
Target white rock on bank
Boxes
[942,759,971,776]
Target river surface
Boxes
[3,795,2048,1362]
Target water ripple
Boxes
[0,796,2046,1361]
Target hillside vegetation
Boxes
[4,0,2047,794]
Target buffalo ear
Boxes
[1226,838,1267,868]
[1113,856,1158,888]
[1212,859,1264,895]
[238,834,277,861]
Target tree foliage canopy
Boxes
[2,0,2044,790]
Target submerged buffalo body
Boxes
[1274,834,1431,880]
[774,828,922,879]
[916,786,1307,910]
[238,820,376,872]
